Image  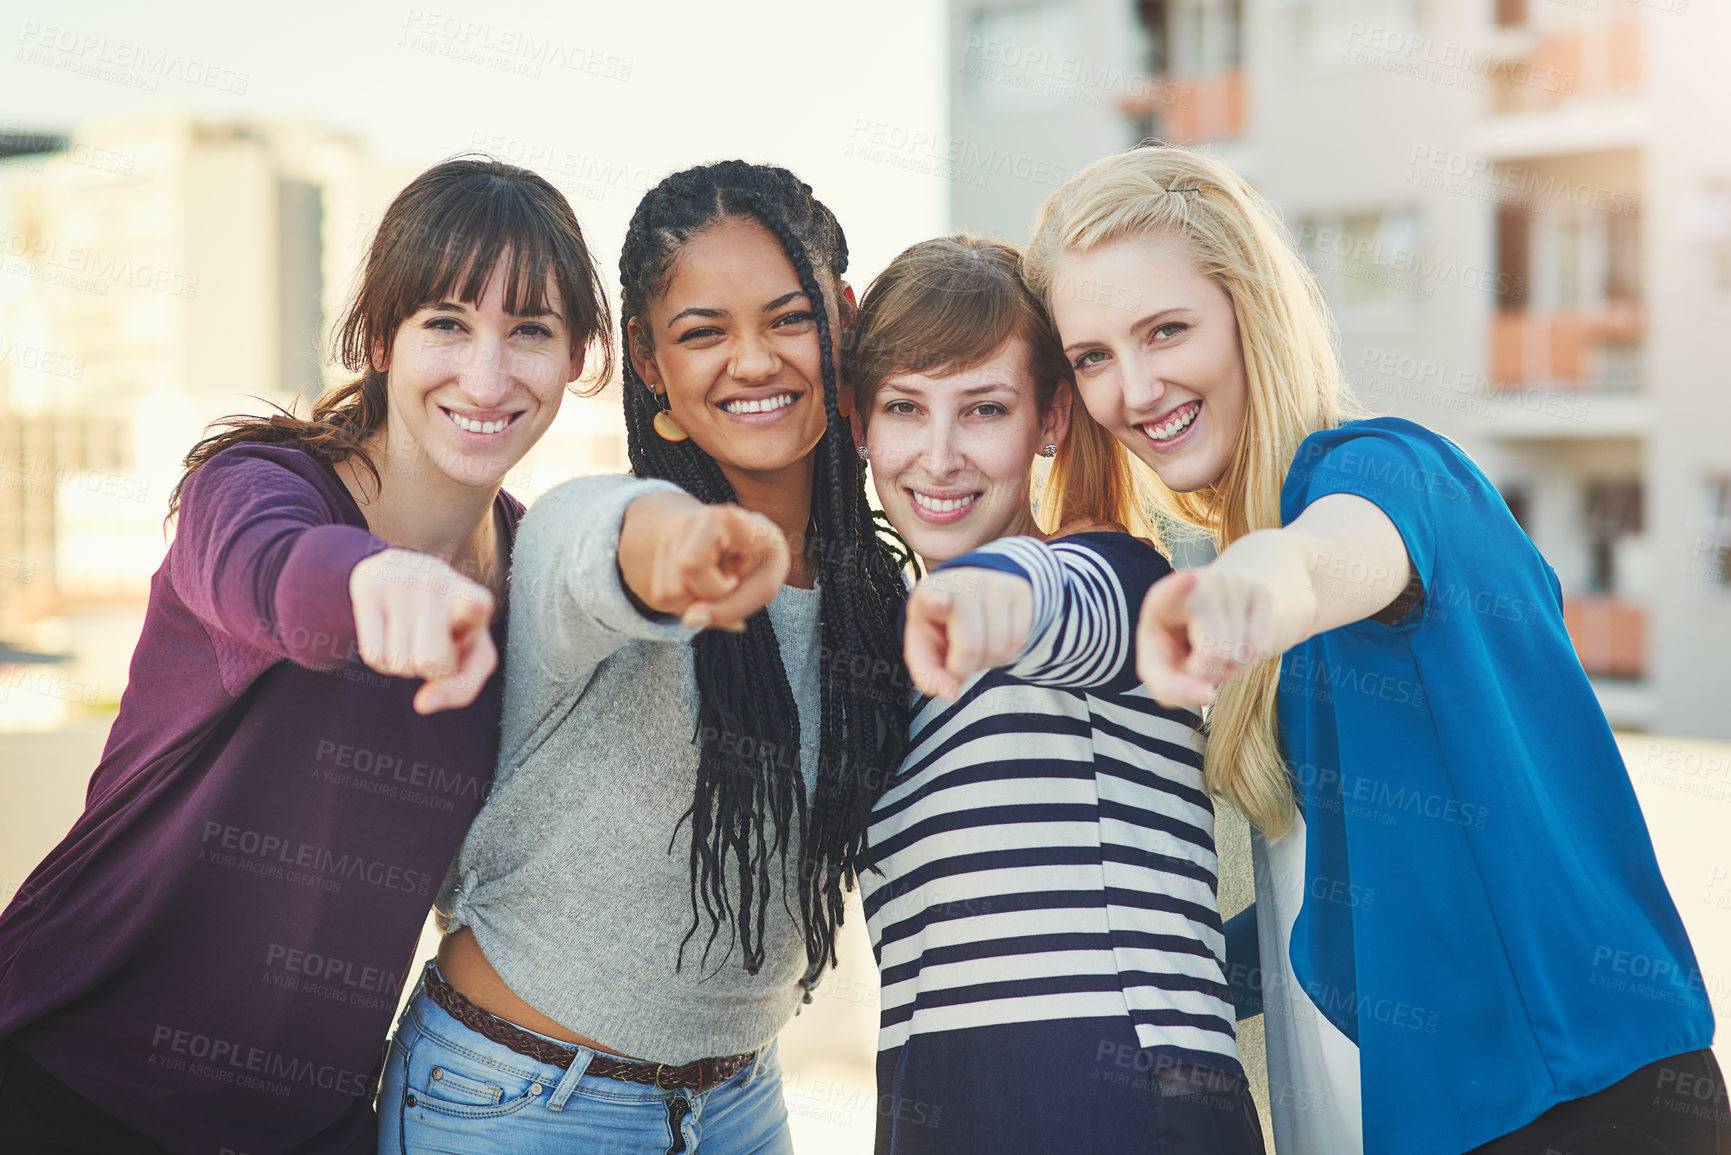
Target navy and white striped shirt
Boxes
[862,533,1239,1152]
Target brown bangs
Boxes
[170,156,614,519]
[335,155,613,388]
[846,235,1070,416]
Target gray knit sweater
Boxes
[440,473,823,1064]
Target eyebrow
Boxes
[430,300,559,320]
[884,379,1016,398]
[667,291,810,329]
[1062,306,1191,355]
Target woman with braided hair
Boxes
[377,160,911,1154]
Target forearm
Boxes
[171,455,387,670]
[919,535,1167,694]
[269,525,391,668]
[948,538,1131,689]
[511,476,694,678]
[618,489,707,616]
[1210,494,1411,645]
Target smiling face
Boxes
[1048,231,1247,494]
[865,338,1069,565]
[629,217,837,498]
[377,255,579,490]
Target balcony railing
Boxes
[1563,594,1645,679]
[1488,303,1642,389]
[1119,69,1245,143]
[1492,18,1642,115]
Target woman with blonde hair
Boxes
[1024,143,1725,1155]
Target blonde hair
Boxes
[1032,391,1157,544]
[1024,144,1364,838]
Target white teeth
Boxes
[910,491,978,514]
[721,393,796,415]
[1143,402,1200,442]
[450,412,511,435]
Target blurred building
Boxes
[0,117,355,724]
[0,118,627,727]
[947,0,1731,738]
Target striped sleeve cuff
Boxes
[940,536,1065,674]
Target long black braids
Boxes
[618,161,911,989]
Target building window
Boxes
[1501,483,1533,535]
[1701,479,1731,589]
[1292,0,1425,64]
[1584,479,1643,594]
[1495,0,1527,29]
[962,1,1078,113]
[1515,202,1642,313]
[1138,0,1242,75]
[1222,0,1244,67]
[1605,208,1642,304]
[1687,183,1731,292]
[1135,0,1171,73]
[1495,203,1533,310]
[1300,208,1426,313]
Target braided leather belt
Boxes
[423,968,756,1093]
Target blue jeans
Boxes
[378,964,795,1155]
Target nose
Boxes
[919,417,965,478]
[1117,353,1169,415]
[729,330,781,384]
[459,331,514,408]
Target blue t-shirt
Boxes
[1260,417,1709,1153]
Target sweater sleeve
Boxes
[505,473,701,684]
[167,447,388,689]
[936,532,1171,694]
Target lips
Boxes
[718,391,799,417]
[906,488,980,525]
[442,408,521,436]
[1138,399,1201,444]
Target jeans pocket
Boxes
[406,1032,546,1121]
[422,1065,505,1107]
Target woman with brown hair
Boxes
[0,156,610,1155]
[849,234,1263,1155]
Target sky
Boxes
[2,0,953,285]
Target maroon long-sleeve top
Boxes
[0,443,520,1154]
